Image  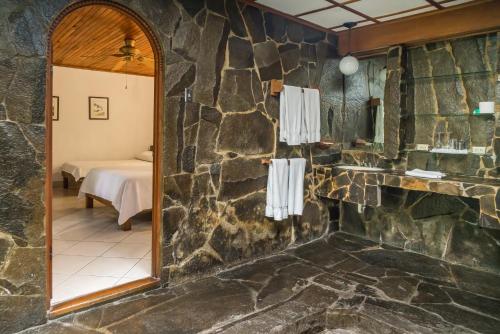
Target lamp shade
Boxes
[339,55,359,76]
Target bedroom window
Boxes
[46,2,162,314]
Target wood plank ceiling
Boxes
[52,5,154,77]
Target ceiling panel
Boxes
[248,0,485,34]
[301,7,365,28]
[346,0,430,18]
[52,5,154,76]
[256,0,332,16]
[378,6,436,21]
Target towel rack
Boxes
[270,79,321,97]
[261,158,278,165]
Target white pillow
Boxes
[135,150,153,162]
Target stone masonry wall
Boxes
[341,187,500,275]
[0,1,337,332]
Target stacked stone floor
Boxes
[19,232,500,333]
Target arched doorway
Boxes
[45,1,163,316]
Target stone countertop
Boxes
[314,165,500,229]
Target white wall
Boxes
[52,66,154,180]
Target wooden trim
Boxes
[45,0,164,313]
[49,277,160,318]
[53,63,155,77]
[337,0,500,55]
[239,0,333,35]
[44,37,53,311]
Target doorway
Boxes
[45,1,163,316]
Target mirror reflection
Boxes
[320,55,387,152]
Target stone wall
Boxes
[163,1,338,281]
[341,187,500,275]
[0,1,337,332]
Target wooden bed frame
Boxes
[84,193,132,231]
[84,193,151,231]
[61,170,82,189]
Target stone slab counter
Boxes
[314,166,500,229]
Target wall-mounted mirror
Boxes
[320,55,387,153]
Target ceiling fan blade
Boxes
[137,56,154,63]
[112,60,127,71]
[112,53,125,58]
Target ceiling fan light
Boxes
[339,55,359,76]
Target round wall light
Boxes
[339,22,359,76]
[339,55,359,76]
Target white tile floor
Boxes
[52,188,152,304]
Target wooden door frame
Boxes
[44,0,164,317]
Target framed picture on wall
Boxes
[52,96,59,121]
[89,96,109,120]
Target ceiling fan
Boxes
[81,38,153,71]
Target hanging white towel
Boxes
[288,158,306,216]
[302,88,321,143]
[279,85,303,145]
[265,159,289,221]
[374,99,384,144]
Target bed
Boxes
[61,159,150,189]
[78,161,152,231]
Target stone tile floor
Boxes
[19,232,500,334]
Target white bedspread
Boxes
[62,159,150,181]
[78,163,152,225]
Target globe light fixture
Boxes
[339,22,359,76]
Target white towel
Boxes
[302,88,321,143]
[374,99,384,144]
[265,159,289,221]
[280,85,303,145]
[288,158,306,216]
[405,169,446,179]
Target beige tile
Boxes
[52,273,70,287]
[52,275,119,304]
[53,240,78,254]
[77,257,140,277]
[114,276,142,286]
[143,251,152,259]
[62,241,116,257]
[121,230,152,244]
[52,255,95,275]
[102,243,150,259]
[84,225,133,242]
[54,221,109,241]
[124,258,151,278]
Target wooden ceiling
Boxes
[52,5,155,77]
